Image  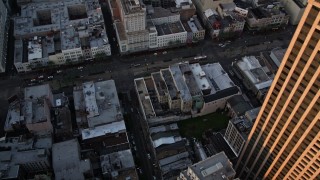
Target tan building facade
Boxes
[235,0,320,179]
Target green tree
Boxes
[94,52,106,61]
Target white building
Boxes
[0,0,9,73]
[14,0,111,72]
[224,116,252,156]
[192,63,240,116]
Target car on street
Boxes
[30,79,36,82]
[57,70,62,73]
[133,64,141,67]
[38,75,44,79]
[48,76,54,79]
[154,53,158,56]
[78,66,84,70]
[162,51,167,54]
[147,153,151,159]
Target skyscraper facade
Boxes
[235,0,320,179]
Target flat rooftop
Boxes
[53,139,91,180]
[120,0,145,15]
[161,69,180,100]
[14,0,108,52]
[189,63,211,92]
[179,63,202,96]
[236,56,273,90]
[5,100,22,132]
[74,80,123,128]
[230,116,252,139]
[155,21,185,36]
[189,151,236,180]
[149,123,179,135]
[169,64,192,102]
[135,78,156,118]
[82,120,126,140]
[24,84,52,100]
[201,63,235,94]
[148,7,179,19]
[152,135,182,148]
[151,72,168,97]
[100,149,135,175]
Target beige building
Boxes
[236,0,320,179]
[246,4,290,31]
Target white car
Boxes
[47,76,54,79]
[78,66,83,70]
[38,75,44,79]
[147,154,151,159]
[57,70,62,73]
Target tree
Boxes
[47,61,55,66]
[94,52,106,61]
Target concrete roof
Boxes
[73,80,123,128]
[4,100,22,132]
[120,0,145,15]
[236,56,273,90]
[179,63,202,96]
[135,78,156,118]
[151,72,168,96]
[159,151,189,166]
[230,116,253,139]
[100,149,135,175]
[149,123,178,135]
[190,63,211,92]
[52,139,91,180]
[153,136,182,148]
[169,64,192,102]
[189,152,236,180]
[24,84,52,100]
[201,63,235,94]
[245,107,261,122]
[81,120,126,140]
[161,69,180,100]
[155,21,186,36]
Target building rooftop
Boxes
[161,69,180,100]
[4,99,22,132]
[24,84,53,101]
[155,21,186,36]
[151,72,168,97]
[14,0,108,54]
[153,135,182,148]
[189,151,236,180]
[189,63,211,93]
[135,78,156,118]
[73,80,123,128]
[120,0,145,15]
[227,95,252,116]
[159,151,189,167]
[81,120,126,140]
[149,123,179,135]
[169,64,192,102]
[52,139,91,180]
[179,63,202,96]
[270,47,287,67]
[148,7,179,19]
[245,107,261,122]
[230,116,253,139]
[100,149,136,178]
[201,63,235,94]
[236,56,273,90]
[161,157,192,176]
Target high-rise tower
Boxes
[235,0,320,179]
